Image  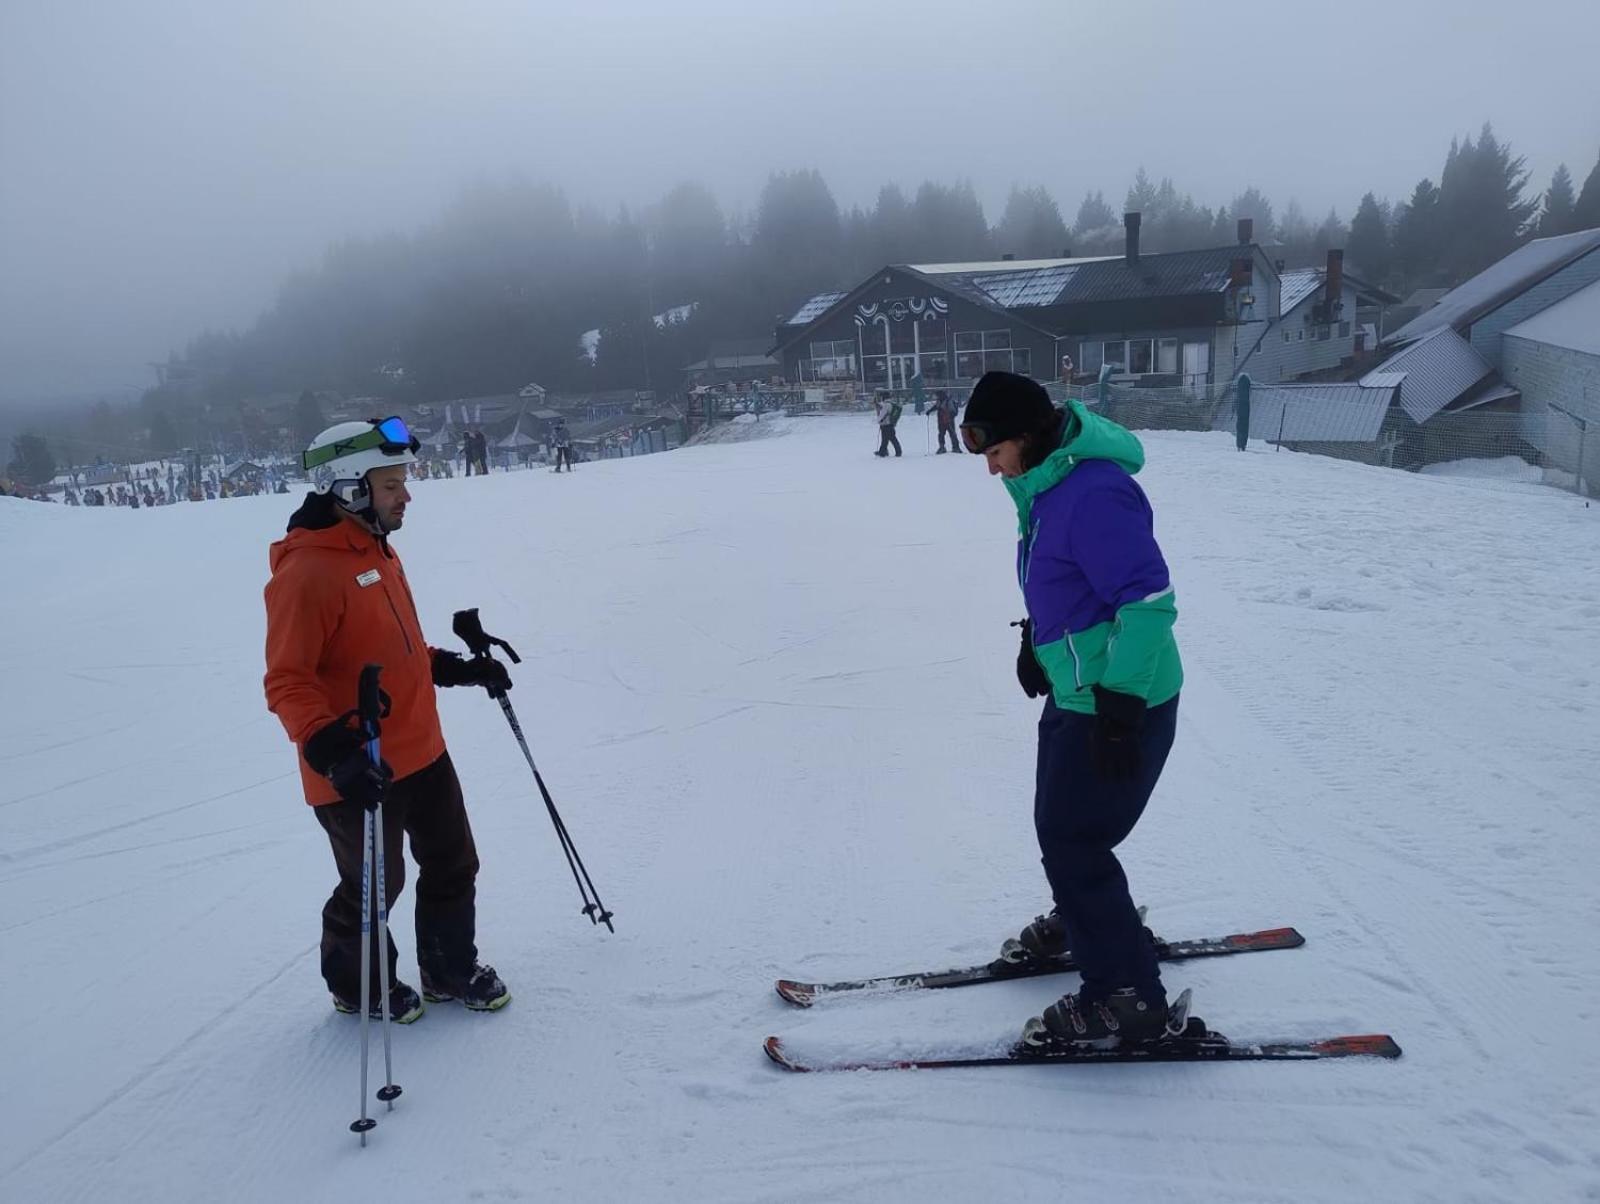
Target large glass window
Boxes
[1157,338,1179,374]
[806,338,857,381]
[1129,339,1153,374]
[954,330,1020,377]
[921,353,950,380]
[862,354,888,385]
[1103,340,1127,372]
[1081,341,1103,374]
[1013,348,1033,376]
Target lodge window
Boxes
[1339,320,1351,338]
[805,339,857,381]
[954,329,1018,377]
[1102,340,1127,372]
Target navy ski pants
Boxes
[1034,694,1178,1004]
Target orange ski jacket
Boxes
[264,500,445,805]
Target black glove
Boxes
[432,649,512,694]
[304,719,393,809]
[1015,619,1051,699]
[1090,685,1146,782]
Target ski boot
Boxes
[1021,987,1194,1051]
[421,962,512,1012]
[995,905,1151,968]
[333,981,424,1024]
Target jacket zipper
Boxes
[382,584,415,654]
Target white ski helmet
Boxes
[302,416,419,516]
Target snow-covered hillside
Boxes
[4,416,1597,1202]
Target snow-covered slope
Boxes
[4,417,1597,1202]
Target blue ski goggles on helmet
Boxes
[302,416,421,471]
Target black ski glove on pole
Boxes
[1014,619,1051,699]
[304,720,393,808]
[432,649,512,694]
[1090,685,1146,781]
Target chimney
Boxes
[1325,248,1344,315]
[1237,217,1253,245]
[1124,212,1141,264]
[1062,246,1072,258]
[1275,258,1285,273]
[1001,252,1015,261]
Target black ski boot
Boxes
[333,981,424,1024]
[997,905,1152,967]
[1023,987,1185,1050]
[422,962,512,1012]
[997,912,1071,966]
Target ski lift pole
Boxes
[451,609,615,932]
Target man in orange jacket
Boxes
[264,417,512,1021]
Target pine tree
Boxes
[7,433,56,486]
[1573,148,1600,231]
[1539,165,1576,236]
[995,185,1071,259]
[1228,187,1275,243]
[1072,190,1116,237]
[1437,124,1536,278]
[1393,178,1444,289]
[1348,193,1392,283]
[292,390,326,447]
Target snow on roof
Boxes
[907,256,1115,274]
[1504,277,1600,357]
[784,291,847,326]
[1279,269,1324,314]
[1385,227,1600,345]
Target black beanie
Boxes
[961,371,1057,447]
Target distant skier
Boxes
[264,417,514,1021]
[552,420,574,472]
[931,389,962,454]
[959,372,1183,1048]
[873,391,902,458]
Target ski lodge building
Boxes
[770,214,1395,395]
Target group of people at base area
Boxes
[872,389,968,457]
[264,373,1183,1049]
[460,429,491,476]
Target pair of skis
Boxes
[765,924,1403,1073]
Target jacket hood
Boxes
[1003,400,1146,530]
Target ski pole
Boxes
[348,665,401,1146]
[351,804,375,1145]
[360,666,402,1117]
[451,609,615,933]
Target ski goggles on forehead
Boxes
[302,416,420,471]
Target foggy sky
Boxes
[3,0,1597,401]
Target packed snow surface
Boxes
[4,417,1598,1202]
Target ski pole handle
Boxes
[452,608,522,664]
[358,664,385,742]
